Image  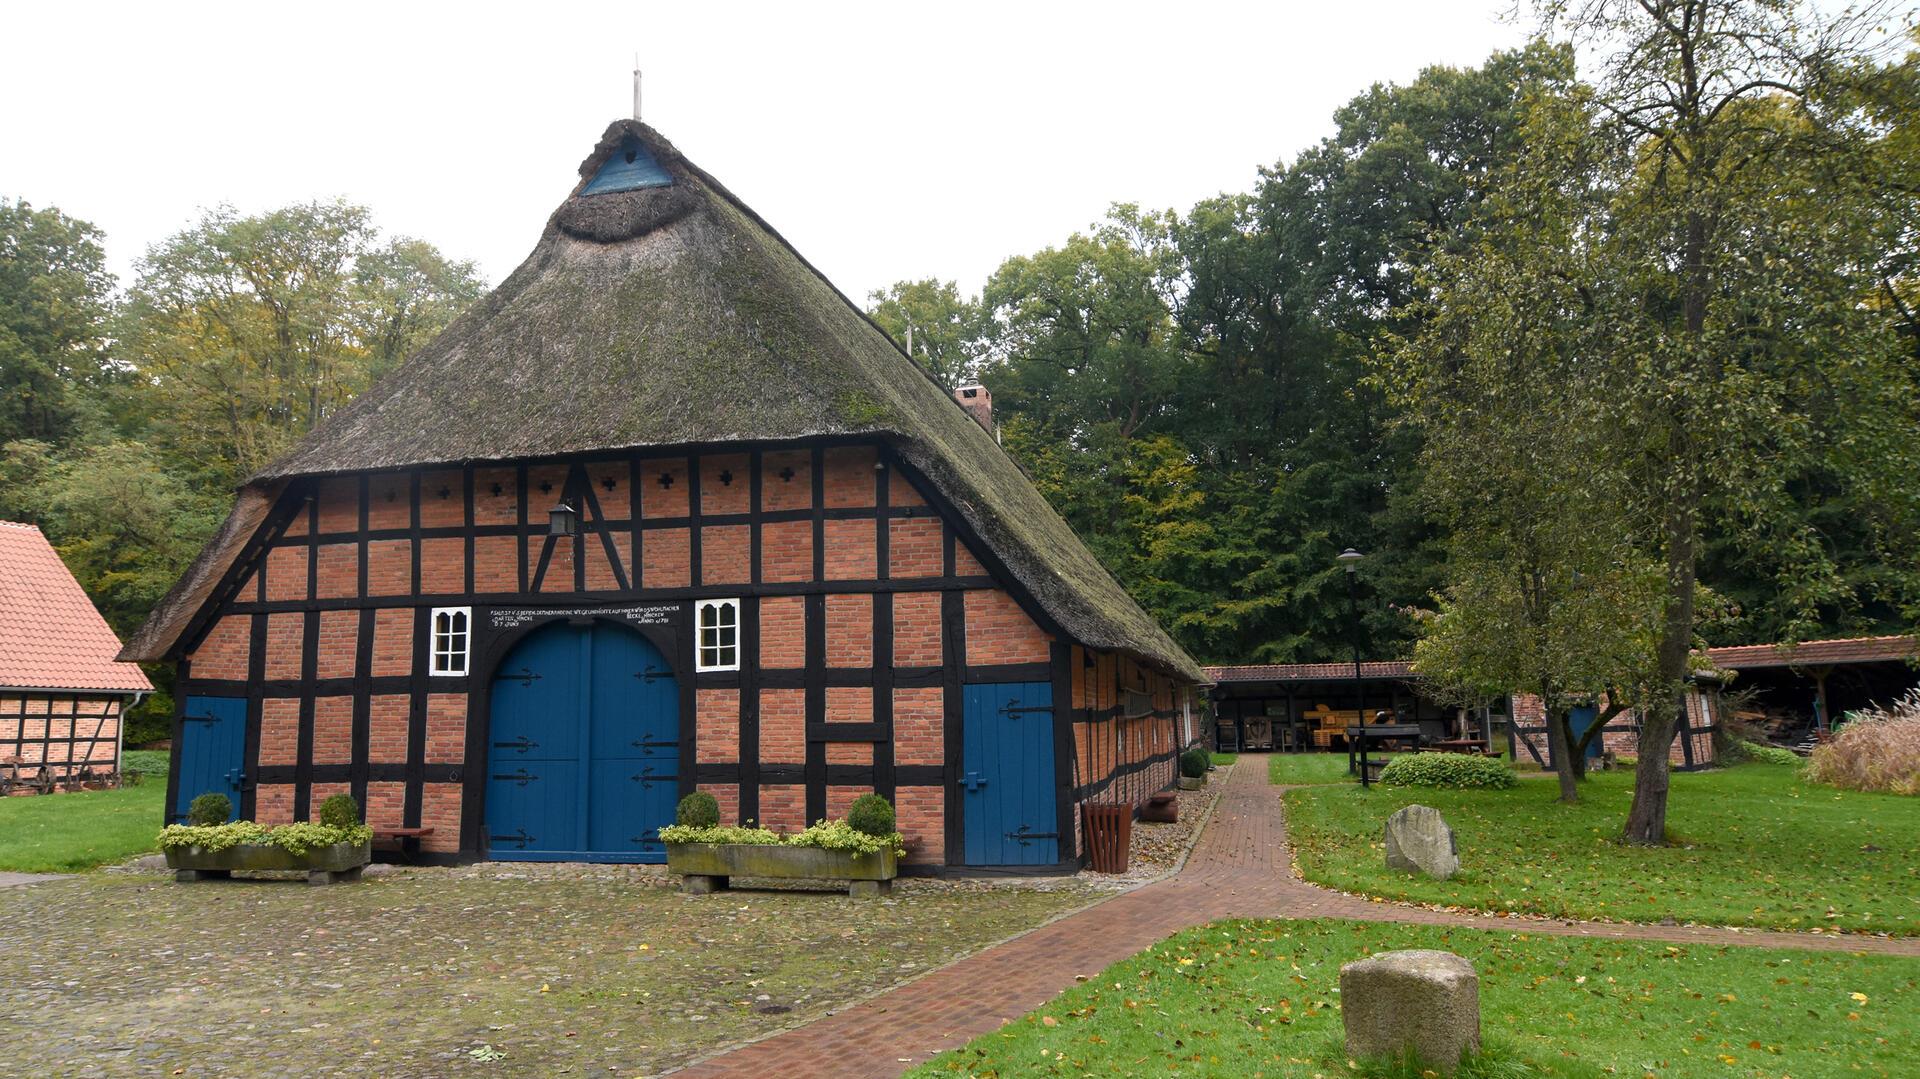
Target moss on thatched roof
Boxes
[123,121,1203,683]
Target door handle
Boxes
[962,772,988,792]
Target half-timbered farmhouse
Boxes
[121,120,1207,870]
[2,521,152,791]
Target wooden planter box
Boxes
[666,843,898,897]
[166,841,371,885]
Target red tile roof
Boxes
[1706,635,1917,671]
[1204,660,1415,684]
[0,522,152,693]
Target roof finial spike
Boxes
[632,57,642,122]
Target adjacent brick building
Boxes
[121,120,1206,868]
[1,522,152,789]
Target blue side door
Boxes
[961,682,1059,866]
[174,695,246,822]
[1568,704,1605,759]
[487,620,680,862]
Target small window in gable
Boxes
[431,606,471,677]
[696,599,740,672]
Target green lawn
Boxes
[0,780,166,872]
[1285,762,1920,934]
[911,918,1919,1078]
[1267,751,1388,785]
[1211,752,1239,767]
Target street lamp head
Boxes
[1336,548,1363,573]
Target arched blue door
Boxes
[486,620,680,862]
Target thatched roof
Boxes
[122,120,1204,683]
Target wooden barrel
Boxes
[1083,801,1133,873]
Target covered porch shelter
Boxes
[1203,662,1510,756]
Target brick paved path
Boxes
[671,756,1920,1078]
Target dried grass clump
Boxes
[1805,690,1920,795]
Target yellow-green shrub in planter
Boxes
[159,793,373,885]
[664,795,904,897]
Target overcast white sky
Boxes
[2,0,1530,304]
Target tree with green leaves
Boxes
[866,278,985,388]
[0,199,116,448]
[1407,0,1920,841]
[120,201,486,486]
[1385,83,1668,801]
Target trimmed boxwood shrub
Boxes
[1379,753,1516,790]
[1179,746,1210,779]
[846,793,896,837]
[1740,741,1802,767]
[318,793,361,829]
[676,791,721,828]
[187,792,232,826]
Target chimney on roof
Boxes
[954,382,995,438]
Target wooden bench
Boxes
[372,827,435,862]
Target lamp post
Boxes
[1337,548,1370,786]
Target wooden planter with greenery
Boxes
[667,842,898,897]
[662,791,904,897]
[160,791,374,885]
[166,839,371,884]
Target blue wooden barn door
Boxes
[961,682,1059,866]
[487,620,679,862]
[586,625,680,858]
[174,695,246,822]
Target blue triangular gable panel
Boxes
[581,137,673,195]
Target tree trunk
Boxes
[1625,176,1711,846]
[1625,467,1700,844]
[1542,682,1579,804]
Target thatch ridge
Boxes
[126,122,1202,682]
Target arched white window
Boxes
[430,607,471,676]
[695,599,739,672]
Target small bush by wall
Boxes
[187,792,231,826]
[317,793,360,829]
[1738,741,1802,767]
[1806,691,1920,796]
[1379,753,1516,790]
[676,791,721,828]
[846,794,895,837]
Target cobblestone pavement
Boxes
[0,864,1108,1077]
[672,756,1920,1079]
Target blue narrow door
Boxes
[174,696,246,821]
[961,682,1059,866]
[487,619,680,862]
[487,624,586,857]
[586,625,680,857]
[1568,704,1605,760]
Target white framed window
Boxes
[695,599,740,672]
[430,607,471,676]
